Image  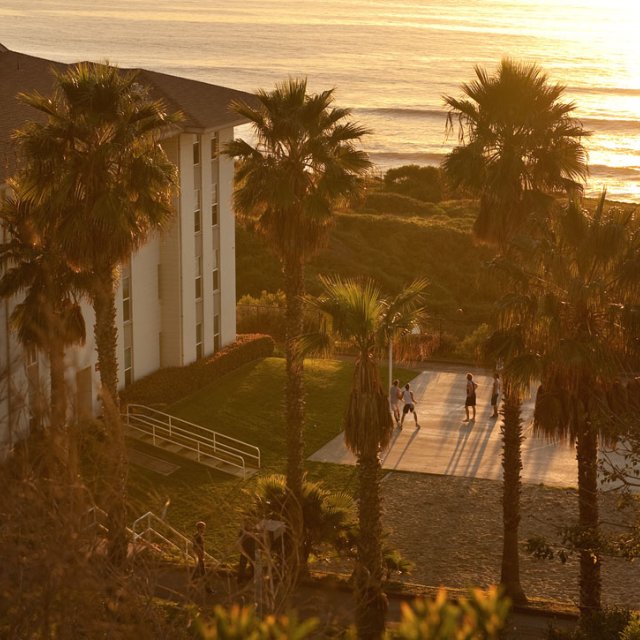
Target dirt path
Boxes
[381,471,640,609]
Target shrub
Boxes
[120,334,275,406]
[384,164,444,203]
[241,473,356,570]
[357,191,443,217]
[455,323,492,364]
[622,616,640,640]
[547,607,635,640]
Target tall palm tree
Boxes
[14,62,179,411]
[532,196,640,617]
[0,186,86,457]
[13,62,178,563]
[443,58,588,603]
[226,78,371,521]
[304,275,427,640]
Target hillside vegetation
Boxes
[236,195,502,338]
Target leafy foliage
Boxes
[383,164,444,203]
[393,587,510,640]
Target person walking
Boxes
[400,383,420,429]
[490,372,501,418]
[192,520,213,592]
[464,373,478,422]
[389,379,402,426]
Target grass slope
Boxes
[127,356,417,556]
[236,202,502,336]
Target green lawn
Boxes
[126,356,417,557]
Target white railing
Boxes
[131,511,216,565]
[122,404,261,479]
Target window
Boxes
[193,139,200,165]
[213,314,220,352]
[196,323,203,360]
[211,182,218,226]
[124,323,133,387]
[210,133,219,160]
[195,256,203,300]
[26,347,37,367]
[122,273,131,322]
[124,346,133,387]
[212,249,219,292]
[194,188,202,233]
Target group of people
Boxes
[388,379,420,429]
[389,371,502,428]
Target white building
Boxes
[0,45,253,453]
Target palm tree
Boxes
[304,275,427,640]
[0,185,86,459]
[226,78,371,524]
[14,61,178,411]
[443,58,588,603]
[532,196,640,617]
[13,61,178,563]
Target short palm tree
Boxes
[532,196,640,617]
[226,78,371,528]
[0,186,86,457]
[303,275,427,640]
[443,58,588,603]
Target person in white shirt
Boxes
[400,383,420,429]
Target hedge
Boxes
[119,334,275,407]
[356,191,444,217]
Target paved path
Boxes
[309,364,579,488]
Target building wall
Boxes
[217,127,237,348]
[0,124,240,433]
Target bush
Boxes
[120,334,275,406]
[622,616,640,640]
[547,607,635,640]
[357,191,443,217]
[455,323,492,364]
[384,164,444,203]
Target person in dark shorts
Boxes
[491,372,501,418]
[464,373,478,422]
[400,383,420,429]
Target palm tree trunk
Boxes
[576,420,601,617]
[283,257,305,534]
[355,450,387,640]
[92,270,119,412]
[500,380,527,604]
[48,338,68,466]
[92,269,128,565]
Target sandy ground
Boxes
[381,471,640,609]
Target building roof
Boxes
[0,44,257,184]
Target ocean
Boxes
[2,0,639,202]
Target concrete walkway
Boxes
[309,364,579,488]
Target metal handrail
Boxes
[125,413,248,477]
[126,404,261,468]
[126,412,248,465]
[131,511,216,563]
